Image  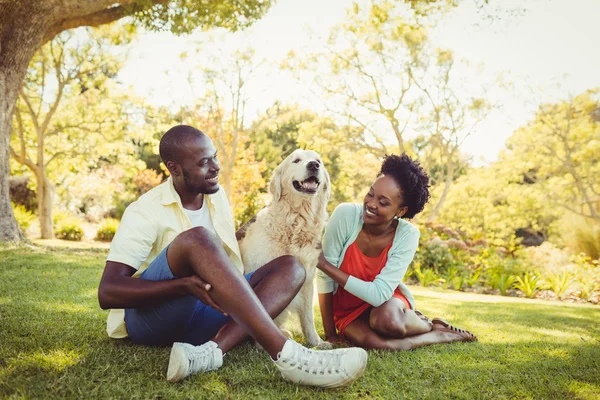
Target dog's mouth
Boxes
[293,176,321,194]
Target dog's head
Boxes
[269,149,331,204]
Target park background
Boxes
[1,0,599,398]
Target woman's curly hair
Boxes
[379,153,431,219]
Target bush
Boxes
[133,169,163,196]
[95,218,119,242]
[563,215,600,260]
[12,203,36,231]
[54,217,84,241]
[9,176,37,211]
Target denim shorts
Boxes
[124,246,254,346]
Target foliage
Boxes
[249,104,381,212]
[414,240,457,277]
[515,273,543,299]
[490,274,517,296]
[9,24,145,236]
[59,166,130,223]
[413,264,445,287]
[130,0,273,34]
[562,215,600,260]
[95,218,120,242]
[544,271,575,300]
[133,169,163,197]
[9,176,37,211]
[501,90,600,224]
[53,218,84,241]
[436,164,562,247]
[11,203,36,231]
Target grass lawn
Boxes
[1,246,599,399]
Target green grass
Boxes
[1,247,599,399]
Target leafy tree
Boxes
[290,0,493,221]
[0,0,273,241]
[9,25,135,238]
[502,90,600,222]
[436,164,561,246]
[171,46,267,227]
[409,48,493,222]
[250,104,380,211]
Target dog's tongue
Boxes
[302,180,318,190]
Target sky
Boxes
[118,0,600,164]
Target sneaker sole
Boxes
[166,343,187,382]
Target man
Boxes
[98,125,367,387]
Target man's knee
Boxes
[278,255,306,287]
[180,226,219,248]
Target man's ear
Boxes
[166,161,181,177]
[269,165,282,202]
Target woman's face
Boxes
[363,174,408,224]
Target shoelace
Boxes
[188,344,216,372]
[284,345,343,375]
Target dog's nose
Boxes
[307,161,320,171]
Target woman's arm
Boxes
[317,252,350,287]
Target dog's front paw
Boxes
[315,340,333,350]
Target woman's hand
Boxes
[317,252,328,271]
[183,276,227,315]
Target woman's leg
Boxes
[368,298,432,338]
[343,311,469,350]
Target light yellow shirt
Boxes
[105,177,243,338]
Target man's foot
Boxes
[273,340,368,388]
[431,318,478,342]
[167,341,223,382]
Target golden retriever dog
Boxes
[238,149,331,348]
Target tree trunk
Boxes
[37,172,54,239]
[0,84,24,241]
[0,10,46,241]
[427,156,454,223]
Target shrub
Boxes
[563,215,600,260]
[133,169,163,196]
[9,176,37,211]
[490,274,517,296]
[95,218,120,242]
[54,218,84,241]
[544,271,574,299]
[12,203,36,231]
[413,265,445,287]
[515,273,543,298]
[415,240,456,275]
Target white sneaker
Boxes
[273,340,368,388]
[166,341,223,382]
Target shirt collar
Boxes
[160,176,219,210]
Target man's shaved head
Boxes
[159,125,206,165]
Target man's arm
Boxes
[98,261,225,313]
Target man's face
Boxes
[177,135,220,195]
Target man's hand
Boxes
[183,276,227,315]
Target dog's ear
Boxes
[269,164,282,202]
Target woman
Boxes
[317,154,477,350]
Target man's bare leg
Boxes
[166,227,290,358]
[211,256,305,354]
